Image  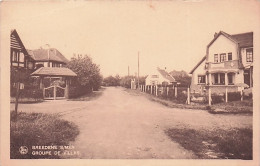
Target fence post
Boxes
[151,86,153,94]
[155,85,158,96]
[208,87,211,106]
[175,86,177,98]
[166,87,169,96]
[241,89,244,101]
[43,88,45,99]
[225,87,228,103]
[187,87,190,105]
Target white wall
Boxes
[145,70,171,85]
[208,35,237,62]
[192,59,206,85]
[190,59,206,93]
[235,69,244,84]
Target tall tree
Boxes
[67,54,102,91]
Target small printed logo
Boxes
[19,146,28,155]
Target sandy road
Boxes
[12,87,252,159]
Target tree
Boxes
[169,70,191,87]
[10,67,32,120]
[103,75,120,86]
[67,54,102,91]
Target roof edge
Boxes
[189,56,206,74]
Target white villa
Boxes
[145,67,176,86]
[190,31,253,94]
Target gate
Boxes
[43,85,65,100]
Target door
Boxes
[244,69,250,87]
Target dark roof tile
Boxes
[31,67,77,77]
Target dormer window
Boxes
[220,53,226,62]
[246,48,253,62]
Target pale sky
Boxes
[1,0,259,77]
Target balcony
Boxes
[206,60,239,70]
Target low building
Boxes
[145,67,176,86]
[190,31,253,94]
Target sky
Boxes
[1,0,259,77]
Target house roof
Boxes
[189,56,206,74]
[230,32,253,48]
[10,29,29,55]
[27,48,69,64]
[208,31,253,48]
[157,68,176,82]
[31,67,77,77]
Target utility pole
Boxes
[138,52,140,89]
[128,66,130,77]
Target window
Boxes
[213,73,225,85]
[228,73,234,84]
[214,74,218,84]
[246,48,253,62]
[220,73,225,84]
[12,51,18,62]
[20,52,24,62]
[214,54,218,63]
[220,53,226,62]
[228,52,232,61]
[198,75,205,84]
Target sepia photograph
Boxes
[0,0,260,166]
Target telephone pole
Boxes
[138,52,140,89]
[128,66,130,76]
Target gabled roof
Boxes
[207,31,253,48]
[27,48,69,64]
[10,29,29,55]
[189,56,206,74]
[31,67,77,77]
[157,67,176,82]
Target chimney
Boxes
[214,32,218,38]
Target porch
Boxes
[31,67,77,100]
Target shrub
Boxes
[225,92,241,101]
[211,95,224,104]
[69,85,90,98]
[11,87,43,100]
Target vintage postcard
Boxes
[0,0,260,166]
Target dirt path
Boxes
[11,87,252,159]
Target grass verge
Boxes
[68,87,105,101]
[125,89,252,114]
[10,111,79,159]
[165,127,252,159]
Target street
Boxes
[11,87,252,159]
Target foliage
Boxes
[69,85,91,98]
[10,67,32,84]
[67,54,102,91]
[169,70,191,87]
[225,92,241,101]
[119,76,134,88]
[211,94,224,104]
[103,75,121,86]
[10,112,79,159]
